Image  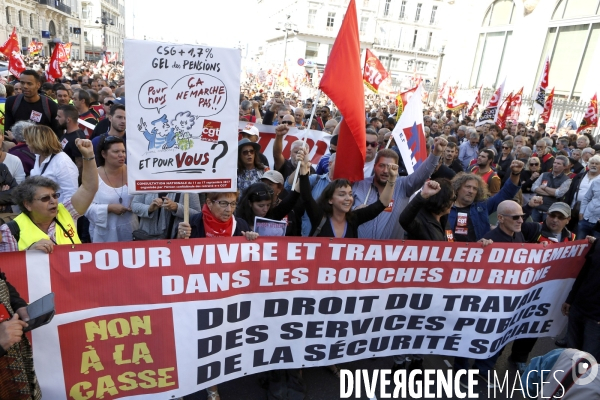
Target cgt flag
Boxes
[0,27,19,57]
[496,92,513,130]
[507,86,523,124]
[468,86,482,116]
[47,43,66,81]
[476,79,505,127]
[319,0,366,182]
[8,50,26,78]
[540,87,555,124]
[391,84,427,175]
[363,48,389,93]
[533,56,550,114]
[577,93,598,133]
[447,86,468,111]
[63,42,72,59]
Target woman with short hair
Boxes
[7,121,35,178]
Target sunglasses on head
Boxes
[280,120,294,126]
[34,192,60,202]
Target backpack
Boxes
[11,94,52,123]
[5,219,19,242]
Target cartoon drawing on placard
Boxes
[171,111,200,151]
[137,115,177,150]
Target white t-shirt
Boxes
[2,153,25,184]
[30,152,79,203]
[363,158,376,178]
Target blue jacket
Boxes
[448,179,521,240]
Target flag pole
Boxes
[291,89,321,190]
[183,193,189,240]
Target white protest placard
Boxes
[254,216,287,237]
[124,39,240,193]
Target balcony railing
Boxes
[36,0,72,16]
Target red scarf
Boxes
[202,204,235,237]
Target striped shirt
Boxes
[352,154,440,240]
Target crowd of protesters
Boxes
[0,56,599,398]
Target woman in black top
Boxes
[296,149,398,238]
[520,156,541,204]
[399,179,455,241]
[495,140,514,185]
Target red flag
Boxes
[497,92,513,130]
[395,86,417,121]
[28,40,37,55]
[63,43,72,60]
[0,27,19,57]
[47,43,65,81]
[447,86,468,111]
[540,88,554,124]
[533,56,550,113]
[109,52,118,63]
[103,52,109,66]
[507,87,523,123]
[319,0,365,182]
[577,93,598,133]
[363,48,389,93]
[468,86,482,116]
[437,81,447,102]
[476,79,505,127]
[8,51,26,78]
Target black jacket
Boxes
[566,242,600,320]
[0,163,17,208]
[399,193,449,241]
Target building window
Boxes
[326,12,335,30]
[482,0,515,27]
[412,29,418,48]
[415,3,422,22]
[6,7,11,25]
[391,58,399,69]
[30,14,34,29]
[426,31,433,50]
[384,0,391,17]
[18,11,22,27]
[305,42,319,59]
[82,5,90,20]
[307,9,316,28]
[552,0,599,20]
[430,5,437,24]
[360,17,368,33]
[399,1,406,19]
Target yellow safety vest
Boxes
[14,203,81,250]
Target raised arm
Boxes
[273,124,289,171]
[70,139,99,215]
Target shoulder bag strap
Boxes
[312,216,327,237]
[40,154,56,176]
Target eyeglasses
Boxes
[280,120,294,126]
[329,148,336,154]
[529,163,539,166]
[547,213,568,220]
[502,146,510,150]
[213,200,237,209]
[500,214,525,221]
[104,101,114,105]
[242,149,255,156]
[366,141,378,148]
[34,192,60,202]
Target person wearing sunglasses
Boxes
[494,140,514,186]
[520,156,541,204]
[363,130,380,178]
[237,138,268,200]
[0,138,98,253]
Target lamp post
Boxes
[95,11,114,61]
[275,15,298,68]
[429,45,445,105]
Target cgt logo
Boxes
[201,119,221,143]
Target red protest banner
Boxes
[2,238,589,398]
[363,48,389,93]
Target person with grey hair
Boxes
[456,125,467,145]
[581,147,595,168]
[7,121,36,178]
[239,99,257,123]
[576,155,600,240]
[531,155,572,222]
[273,122,313,181]
[458,129,480,170]
[517,145,532,162]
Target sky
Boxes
[125,0,270,49]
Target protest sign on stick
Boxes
[124,39,240,193]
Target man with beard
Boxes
[470,149,501,195]
[443,142,464,174]
[56,105,86,173]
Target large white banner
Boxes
[124,39,240,193]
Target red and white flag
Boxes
[447,86,468,111]
[319,0,366,182]
[497,92,513,130]
[63,42,72,60]
[476,79,505,127]
[395,86,417,121]
[109,52,118,63]
[468,86,482,116]
[392,85,427,175]
[540,88,554,124]
[507,87,523,124]
[437,81,447,102]
[533,56,550,114]
[577,93,598,133]
[362,49,389,93]
[47,43,66,81]
[8,51,26,78]
[0,27,19,57]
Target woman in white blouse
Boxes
[85,136,137,243]
[25,125,78,200]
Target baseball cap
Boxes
[261,170,284,185]
[240,125,259,137]
[113,97,125,105]
[547,202,570,217]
